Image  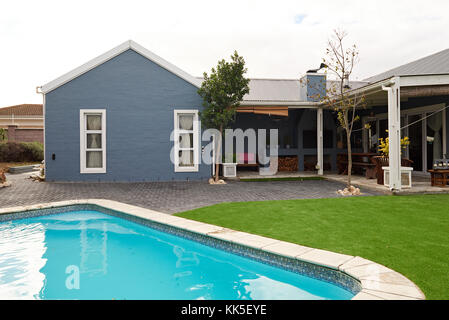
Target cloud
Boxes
[0,0,449,107]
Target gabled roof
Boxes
[40,40,202,93]
[0,104,43,116]
[364,48,449,83]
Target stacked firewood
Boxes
[278,156,298,172]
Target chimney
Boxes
[300,72,327,102]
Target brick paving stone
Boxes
[0,173,382,214]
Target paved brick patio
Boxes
[0,173,381,214]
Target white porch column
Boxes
[383,77,402,191]
[317,107,324,175]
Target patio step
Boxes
[8,165,40,174]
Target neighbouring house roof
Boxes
[40,40,202,93]
[0,104,43,116]
[364,48,449,83]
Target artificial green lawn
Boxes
[176,194,449,300]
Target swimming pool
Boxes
[0,208,357,300]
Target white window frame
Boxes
[174,109,199,172]
[80,109,106,174]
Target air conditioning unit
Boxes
[223,163,237,178]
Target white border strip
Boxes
[0,200,425,300]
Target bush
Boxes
[0,141,44,162]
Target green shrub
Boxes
[0,128,7,142]
[0,141,44,162]
[22,142,44,162]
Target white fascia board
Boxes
[340,77,395,98]
[41,40,202,94]
[240,100,320,108]
[129,40,202,88]
[399,74,449,87]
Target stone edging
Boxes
[0,199,426,300]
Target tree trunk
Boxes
[346,128,352,188]
[214,126,223,182]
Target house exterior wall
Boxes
[45,49,210,182]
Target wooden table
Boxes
[337,153,378,178]
[428,169,449,187]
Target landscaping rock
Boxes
[337,185,361,196]
[0,181,11,188]
[208,178,227,185]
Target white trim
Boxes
[43,94,46,176]
[443,108,447,157]
[399,74,449,87]
[329,74,449,104]
[41,40,202,93]
[173,110,199,173]
[317,108,323,175]
[240,100,320,108]
[80,109,106,174]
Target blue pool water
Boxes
[0,211,354,300]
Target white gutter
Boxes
[240,100,320,108]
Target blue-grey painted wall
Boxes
[300,74,326,102]
[45,49,211,182]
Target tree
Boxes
[322,29,366,188]
[198,51,250,182]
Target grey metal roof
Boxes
[195,77,368,103]
[364,48,449,83]
[326,80,369,92]
[244,78,301,101]
[244,78,367,102]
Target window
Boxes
[80,109,106,173]
[174,110,199,172]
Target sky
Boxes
[1,0,449,107]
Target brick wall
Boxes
[6,125,43,143]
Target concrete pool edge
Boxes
[0,199,426,300]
